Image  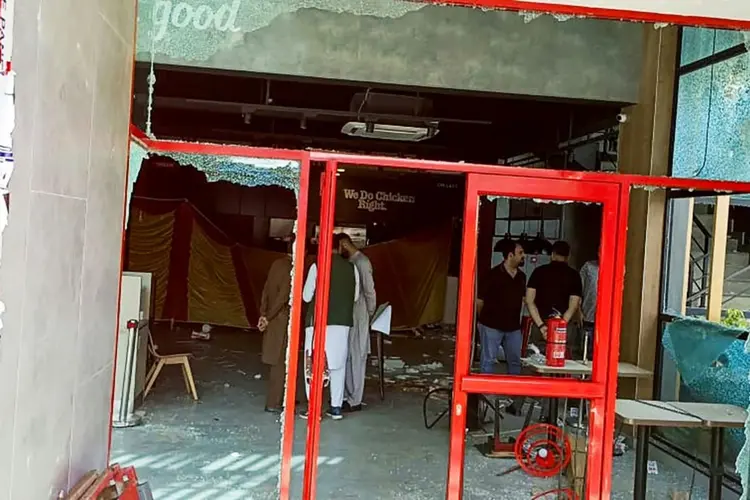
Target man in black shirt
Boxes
[476,239,526,375]
[526,241,583,355]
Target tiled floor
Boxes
[110,327,713,499]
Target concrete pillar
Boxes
[707,196,731,322]
[617,25,679,400]
[660,198,694,400]
[0,0,137,498]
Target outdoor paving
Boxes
[111,327,713,499]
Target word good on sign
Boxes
[152,0,241,41]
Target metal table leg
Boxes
[709,427,725,500]
[377,332,385,401]
[634,426,650,500]
[467,393,481,431]
[549,397,559,424]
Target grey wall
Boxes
[137,3,644,103]
[0,0,136,498]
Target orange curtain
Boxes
[186,222,250,328]
[127,208,175,317]
[127,199,452,330]
[364,224,452,329]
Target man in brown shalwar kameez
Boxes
[258,235,294,413]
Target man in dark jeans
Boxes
[476,239,526,377]
[521,241,583,421]
[526,241,583,357]
[579,258,599,361]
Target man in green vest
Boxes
[301,233,360,420]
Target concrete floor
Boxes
[111,327,710,499]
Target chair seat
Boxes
[145,330,199,401]
[157,352,192,361]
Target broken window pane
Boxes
[673,52,750,182]
[680,27,745,67]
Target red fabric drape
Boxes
[161,204,195,321]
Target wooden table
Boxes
[521,358,653,426]
[521,358,654,379]
[615,399,747,500]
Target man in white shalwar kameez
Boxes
[338,234,376,412]
[300,234,360,420]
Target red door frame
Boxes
[450,174,623,499]
[126,130,750,500]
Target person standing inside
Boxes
[258,234,295,413]
[301,234,360,420]
[526,241,583,356]
[338,234,376,413]
[579,258,599,360]
[476,239,527,376]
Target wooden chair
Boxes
[143,330,198,401]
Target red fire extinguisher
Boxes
[545,317,568,367]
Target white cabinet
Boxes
[113,272,153,421]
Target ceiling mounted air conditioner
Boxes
[341,122,438,142]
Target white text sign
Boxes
[343,189,416,213]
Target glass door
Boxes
[446,172,626,500]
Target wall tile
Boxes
[22,192,86,343]
[0,311,21,500]
[76,20,132,383]
[30,0,99,198]
[68,363,114,489]
[14,193,82,493]
[0,0,40,496]
[99,0,138,48]
[95,20,136,136]
[10,322,76,499]
[11,0,40,167]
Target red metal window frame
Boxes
[122,130,313,499]
[415,0,750,30]
[125,130,750,500]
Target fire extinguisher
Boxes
[545,317,568,367]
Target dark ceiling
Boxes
[132,63,624,164]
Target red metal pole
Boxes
[302,160,338,500]
[278,154,311,500]
[598,184,632,499]
[445,174,481,499]
[581,187,622,499]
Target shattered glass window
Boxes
[680,27,745,67]
[658,319,749,479]
[665,33,750,497]
[672,51,750,182]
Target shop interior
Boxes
[103,8,750,500]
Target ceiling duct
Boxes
[343,91,439,142]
